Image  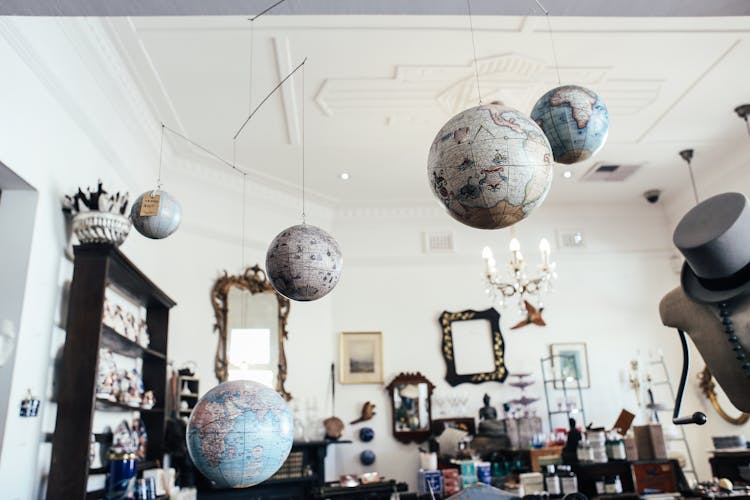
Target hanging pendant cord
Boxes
[248,19,255,114]
[250,0,285,21]
[466,0,482,105]
[534,0,562,86]
[157,123,165,189]
[234,58,307,141]
[162,123,246,175]
[687,159,700,205]
[301,62,306,224]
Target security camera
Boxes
[644,189,662,204]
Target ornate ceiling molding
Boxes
[315,53,662,119]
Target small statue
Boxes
[562,417,582,464]
[478,393,498,421]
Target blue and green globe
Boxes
[186,380,294,488]
[531,85,609,165]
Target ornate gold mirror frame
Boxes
[698,365,748,425]
[211,265,292,400]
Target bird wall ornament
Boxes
[350,401,376,424]
[510,301,546,330]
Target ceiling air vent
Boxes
[423,231,455,253]
[581,162,642,182]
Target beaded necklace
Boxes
[718,302,750,377]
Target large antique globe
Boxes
[186,380,294,489]
[427,102,554,230]
[265,223,343,301]
[530,85,609,164]
[130,189,181,239]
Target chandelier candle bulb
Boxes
[539,238,551,266]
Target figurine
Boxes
[350,401,376,424]
[478,393,498,421]
[137,319,150,348]
[142,390,155,410]
[124,312,137,341]
[562,418,582,464]
[112,419,137,454]
[96,350,119,402]
[131,417,148,460]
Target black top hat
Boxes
[674,192,750,304]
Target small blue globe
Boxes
[360,449,376,466]
[531,85,609,165]
[130,189,181,239]
[359,427,374,442]
[186,380,294,488]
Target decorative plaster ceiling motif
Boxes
[316,53,662,120]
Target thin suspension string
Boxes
[162,123,246,175]
[301,62,306,224]
[534,0,562,86]
[157,123,165,189]
[250,0,285,21]
[466,0,482,104]
[248,19,255,114]
[234,58,307,141]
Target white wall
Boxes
[326,201,730,489]
[0,186,38,456]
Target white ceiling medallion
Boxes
[315,53,662,120]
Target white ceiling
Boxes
[103,14,750,207]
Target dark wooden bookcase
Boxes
[47,244,175,500]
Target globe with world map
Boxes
[186,380,294,488]
[530,85,609,165]
[427,102,554,230]
[130,189,181,239]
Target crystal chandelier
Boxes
[482,236,557,312]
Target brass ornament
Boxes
[698,365,749,425]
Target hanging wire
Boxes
[680,151,700,205]
[157,123,165,189]
[250,0,285,21]
[234,58,308,141]
[466,0,482,104]
[162,123,246,174]
[534,0,562,86]
[248,19,255,114]
[301,61,306,224]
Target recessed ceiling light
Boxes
[339,172,350,180]
[562,170,573,179]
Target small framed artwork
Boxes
[340,332,383,384]
[550,342,590,389]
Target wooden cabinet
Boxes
[47,244,175,500]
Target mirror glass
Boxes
[387,372,435,444]
[226,289,279,387]
[451,319,495,375]
[212,265,292,400]
[393,382,430,431]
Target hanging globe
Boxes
[530,85,609,164]
[265,223,343,301]
[186,380,294,488]
[427,102,554,230]
[130,189,181,239]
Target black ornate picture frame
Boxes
[439,307,507,386]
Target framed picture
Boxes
[550,343,590,389]
[340,332,383,384]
